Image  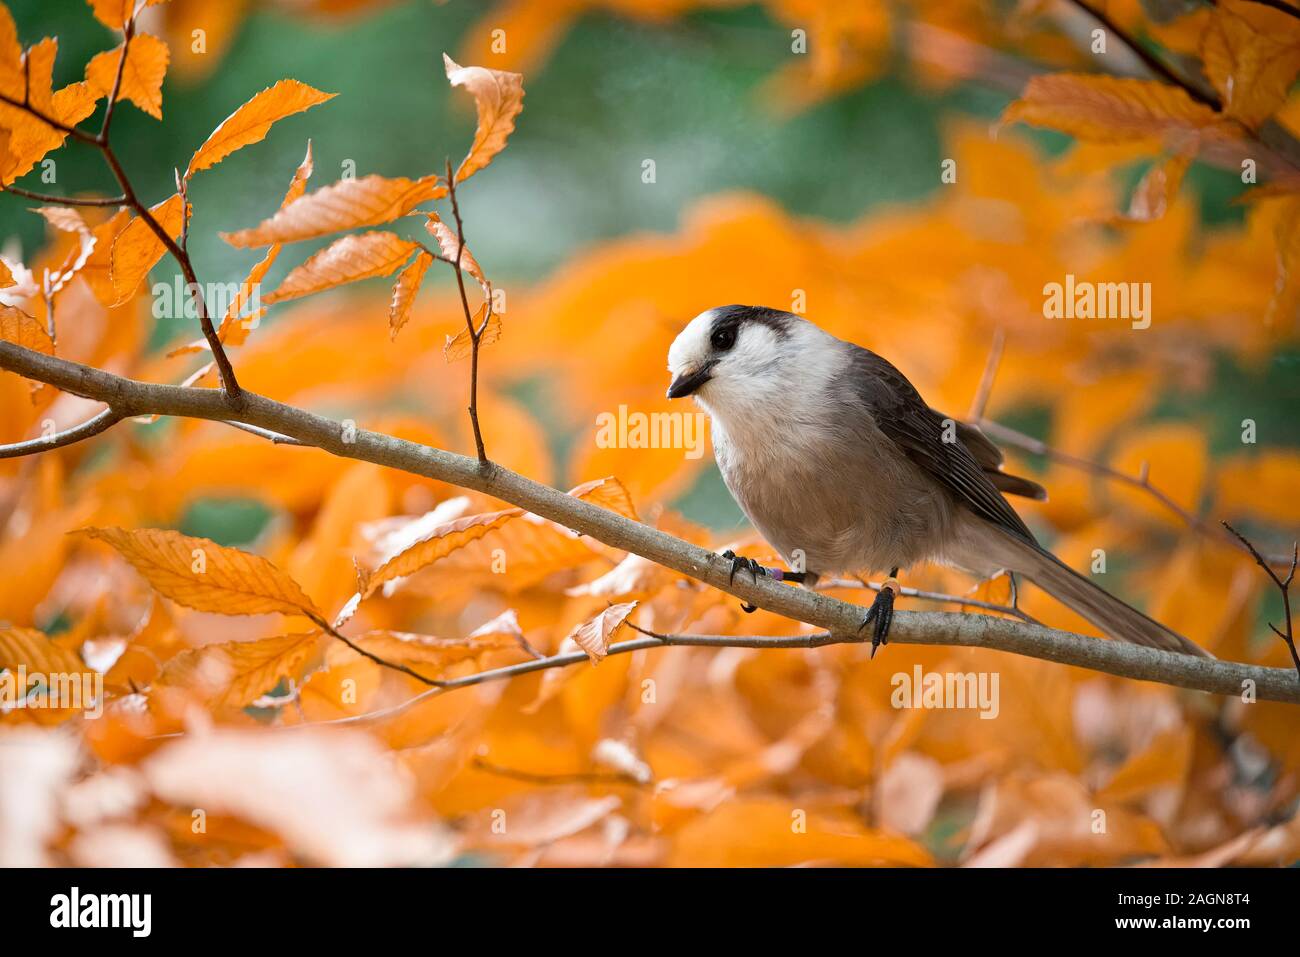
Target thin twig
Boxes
[817,577,1042,625]
[0,92,98,143]
[302,610,446,688]
[1068,0,1220,109]
[977,416,1293,566]
[0,408,123,459]
[1222,521,1299,678]
[444,159,487,464]
[97,15,135,143]
[968,327,1004,421]
[0,185,126,206]
[98,141,241,404]
[217,420,305,446]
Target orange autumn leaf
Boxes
[0,624,89,678]
[569,475,639,522]
[352,628,518,678]
[566,553,671,599]
[443,53,525,182]
[84,33,170,120]
[667,796,932,867]
[157,632,323,710]
[1123,148,1195,222]
[264,231,419,304]
[1002,74,1224,143]
[32,207,99,297]
[107,192,185,305]
[566,600,637,663]
[1200,0,1300,128]
[1216,449,1300,523]
[0,5,18,92]
[30,206,88,234]
[424,211,487,288]
[0,38,100,183]
[279,138,315,206]
[389,248,433,339]
[442,302,501,361]
[222,174,443,247]
[78,527,323,618]
[1097,727,1194,803]
[102,598,184,694]
[0,304,54,356]
[185,78,335,178]
[79,208,131,305]
[0,258,12,287]
[359,507,523,598]
[86,0,168,30]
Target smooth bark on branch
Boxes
[0,407,122,459]
[2,341,1297,705]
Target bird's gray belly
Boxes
[715,425,955,576]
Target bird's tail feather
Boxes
[1005,537,1210,658]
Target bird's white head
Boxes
[666,305,799,409]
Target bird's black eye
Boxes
[710,327,736,352]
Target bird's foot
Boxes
[860,576,900,658]
[721,549,768,586]
[720,549,807,614]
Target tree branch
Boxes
[0,407,123,459]
[3,341,1296,705]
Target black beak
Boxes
[666,363,714,399]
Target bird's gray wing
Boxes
[953,420,1047,501]
[844,346,1038,545]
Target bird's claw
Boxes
[721,549,768,586]
[860,579,899,658]
[722,549,770,614]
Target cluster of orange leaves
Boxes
[0,0,1299,867]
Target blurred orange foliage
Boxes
[1,0,1298,869]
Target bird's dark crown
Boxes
[708,304,794,341]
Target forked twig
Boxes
[1222,521,1299,678]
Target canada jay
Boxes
[666,305,1207,658]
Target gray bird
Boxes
[665,304,1207,658]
